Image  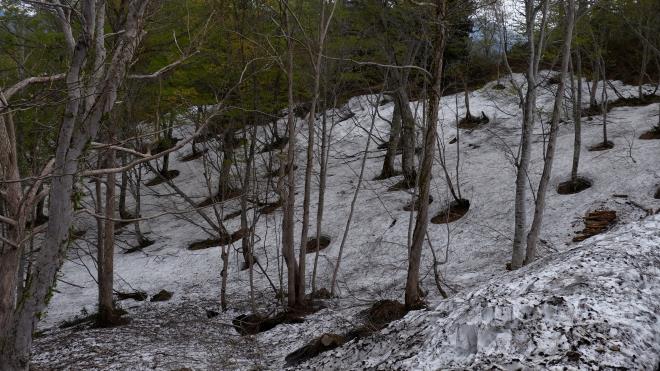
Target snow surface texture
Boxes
[303,215,660,370]
[32,74,660,369]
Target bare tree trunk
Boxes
[281,0,298,308]
[511,0,549,270]
[600,57,609,144]
[0,2,151,366]
[98,148,118,325]
[405,0,446,309]
[218,129,235,199]
[118,153,130,219]
[380,97,401,179]
[524,0,575,265]
[311,107,329,293]
[589,60,599,108]
[398,88,417,187]
[571,49,583,181]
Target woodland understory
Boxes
[1,0,659,370]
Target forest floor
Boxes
[32,73,660,370]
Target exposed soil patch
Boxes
[232,312,304,336]
[654,187,660,199]
[305,288,333,300]
[150,289,173,302]
[458,112,489,129]
[573,209,617,242]
[60,307,129,330]
[581,104,601,117]
[588,141,614,152]
[388,178,416,191]
[152,136,180,154]
[285,333,346,366]
[221,209,242,221]
[403,195,433,212]
[363,299,407,330]
[545,74,562,86]
[582,94,660,117]
[188,228,248,250]
[306,235,331,253]
[144,170,180,187]
[431,199,470,224]
[197,188,242,207]
[492,83,506,90]
[116,291,147,301]
[260,136,289,153]
[179,149,208,162]
[639,126,660,140]
[259,200,282,215]
[285,300,407,366]
[124,238,155,254]
[557,177,592,195]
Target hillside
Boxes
[32,75,660,370]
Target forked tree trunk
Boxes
[524,0,575,265]
[405,0,446,309]
[0,2,151,367]
[511,0,549,270]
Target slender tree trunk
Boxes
[397,88,417,187]
[589,60,599,108]
[381,98,401,179]
[600,57,609,144]
[98,148,118,325]
[281,1,298,308]
[571,49,583,181]
[118,153,130,219]
[0,1,150,367]
[311,107,329,293]
[463,76,473,120]
[218,129,235,199]
[524,0,575,265]
[512,0,547,270]
[405,0,446,309]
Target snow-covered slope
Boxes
[303,215,660,370]
[32,74,660,369]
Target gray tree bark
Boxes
[524,0,576,265]
[511,0,549,270]
[0,1,151,368]
[405,0,446,309]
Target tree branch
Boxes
[1,74,66,103]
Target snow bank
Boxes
[304,215,660,370]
